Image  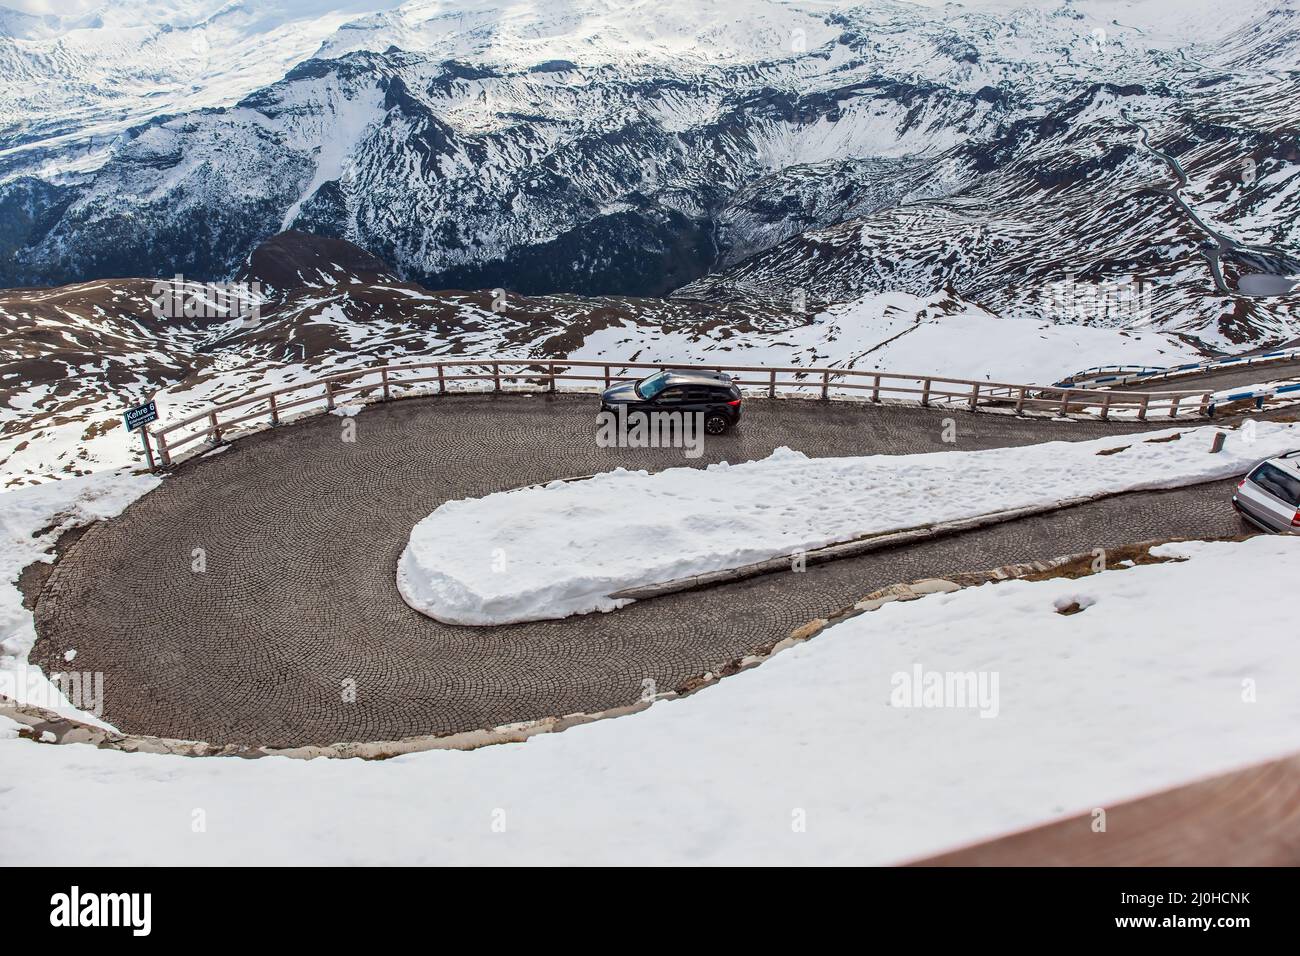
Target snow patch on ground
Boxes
[0,470,160,727]
[398,421,1298,625]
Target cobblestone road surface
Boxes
[31,394,1249,747]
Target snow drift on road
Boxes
[398,421,1300,625]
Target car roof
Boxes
[1264,450,1300,475]
[659,369,736,387]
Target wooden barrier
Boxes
[911,750,1300,866]
[144,358,1215,469]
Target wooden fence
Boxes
[146,358,1216,468]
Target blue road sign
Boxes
[124,400,158,431]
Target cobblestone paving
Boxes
[31,394,1247,747]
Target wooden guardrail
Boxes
[1059,347,1300,389]
[911,748,1300,866]
[144,358,1216,468]
[1053,364,1167,386]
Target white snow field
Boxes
[563,292,1204,385]
[0,470,159,727]
[398,421,1300,625]
[3,534,1299,866]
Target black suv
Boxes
[600,369,743,434]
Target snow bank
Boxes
[0,471,160,726]
[398,422,1300,625]
[4,534,1300,865]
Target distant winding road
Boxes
[1114,359,1300,394]
[31,394,1251,748]
[1122,109,1299,297]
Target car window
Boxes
[1250,463,1300,506]
[635,371,670,399]
[656,386,686,403]
[686,387,713,402]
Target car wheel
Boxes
[704,413,730,435]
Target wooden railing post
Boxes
[269,392,279,426]
[1169,395,1181,419]
[968,382,980,411]
[208,411,221,444]
[438,364,446,394]
[872,375,881,403]
[1138,393,1150,421]
[493,362,501,392]
[1099,392,1111,421]
[920,379,931,407]
[821,370,830,400]
[768,369,776,399]
[1015,386,1027,415]
[154,429,170,468]
[1057,390,1070,417]
[604,365,611,388]
[381,366,391,401]
[549,362,557,392]
[1198,391,1211,417]
[136,427,156,472]
[324,379,335,410]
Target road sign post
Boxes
[123,400,159,472]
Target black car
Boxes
[600,369,743,434]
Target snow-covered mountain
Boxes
[675,74,1300,350]
[4,0,1296,336]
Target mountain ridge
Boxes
[0,0,1296,351]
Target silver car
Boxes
[1233,451,1300,534]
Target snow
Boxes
[0,470,160,726]
[316,0,848,68]
[0,1,400,172]
[3,532,1299,865]
[277,81,387,232]
[567,292,1204,385]
[398,420,1299,625]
